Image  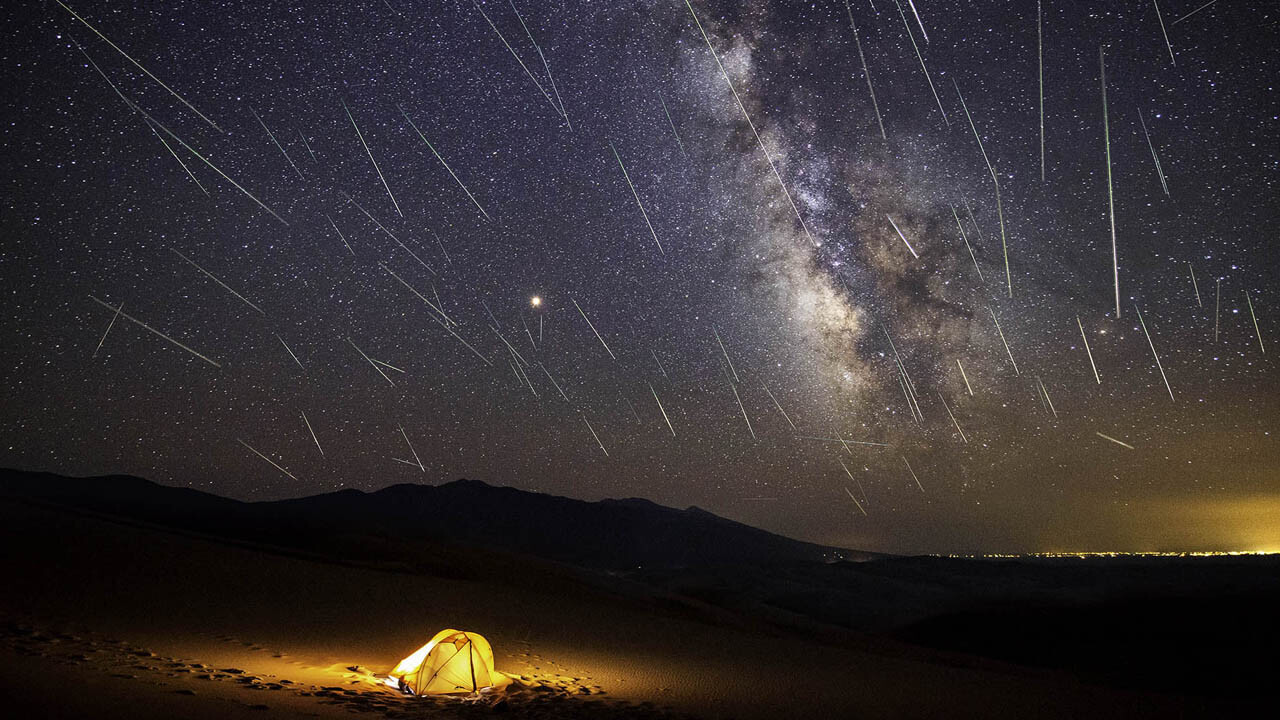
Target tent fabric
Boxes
[390,629,511,695]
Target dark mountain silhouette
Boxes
[0,469,868,572]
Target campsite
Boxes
[2,469,1275,719]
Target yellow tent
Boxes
[389,629,512,695]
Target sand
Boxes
[0,496,1252,719]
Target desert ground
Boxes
[1,476,1269,719]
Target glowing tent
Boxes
[388,629,511,695]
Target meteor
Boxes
[1138,109,1169,196]
[840,465,868,516]
[571,297,615,360]
[251,107,304,181]
[1134,304,1174,401]
[341,98,402,217]
[169,247,265,316]
[539,363,571,402]
[237,439,298,481]
[399,105,491,221]
[727,371,756,440]
[276,333,304,370]
[399,424,424,472]
[1102,46,1120,318]
[649,382,676,437]
[658,96,688,156]
[886,214,919,259]
[902,456,925,492]
[895,0,948,127]
[684,0,816,247]
[1037,0,1045,181]
[953,79,1010,296]
[582,414,609,456]
[1188,262,1202,307]
[301,410,323,457]
[341,191,435,275]
[92,301,123,358]
[54,0,224,133]
[1171,0,1217,26]
[956,358,974,395]
[89,296,220,367]
[471,0,567,124]
[1245,291,1265,354]
[713,326,739,382]
[1096,432,1135,450]
[951,205,983,282]
[988,307,1020,375]
[143,118,207,195]
[326,214,355,255]
[761,382,796,430]
[938,393,968,443]
[297,129,316,162]
[347,337,395,386]
[1076,316,1101,384]
[651,348,669,378]
[844,2,886,139]
[379,262,452,324]
[1152,0,1176,66]
[509,0,570,126]
[610,142,664,255]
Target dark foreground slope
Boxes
[3,468,1278,714]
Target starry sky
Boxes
[2,0,1278,555]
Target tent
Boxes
[388,629,512,695]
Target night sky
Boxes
[2,0,1278,554]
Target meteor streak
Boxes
[54,0,224,133]
[89,296,220,367]
[276,333,304,370]
[571,297,615,360]
[347,337,395,386]
[237,439,298,481]
[684,0,816,246]
[1188,262,1202,307]
[1096,432,1135,450]
[399,106,491,221]
[761,382,796,429]
[610,142,664,255]
[953,79,1010,296]
[844,2,886,139]
[951,205,983,282]
[713,326,739,382]
[1134,304,1174,401]
[903,456,925,492]
[471,0,567,124]
[1138,109,1169,196]
[92,301,123,358]
[842,485,868,516]
[143,118,207,195]
[659,96,688,156]
[341,191,435,274]
[341,98,402,217]
[1102,46,1120,318]
[896,0,948,127]
[956,358,973,395]
[251,107,304,181]
[582,414,608,456]
[988,307,1020,375]
[1245,291,1265,354]
[399,424,424,471]
[938,393,968,443]
[886,214,919,259]
[1152,0,1176,66]
[1077,316,1101,384]
[649,382,676,436]
[301,410,323,457]
[169,247,265,316]
[326,214,355,255]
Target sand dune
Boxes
[4,492,1261,719]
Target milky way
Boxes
[2,0,1277,553]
